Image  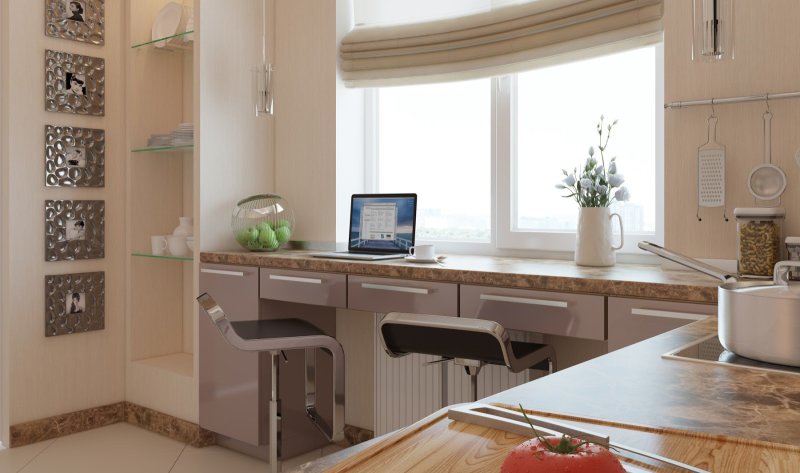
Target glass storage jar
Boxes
[786,236,800,281]
[734,208,784,278]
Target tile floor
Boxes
[0,423,341,473]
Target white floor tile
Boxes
[0,439,55,473]
[19,423,184,473]
[281,448,323,472]
[169,445,267,473]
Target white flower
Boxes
[608,162,617,174]
[596,184,608,195]
[563,175,576,186]
[615,186,630,201]
[555,184,566,189]
[594,165,604,176]
[588,146,595,157]
[608,174,624,187]
[580,178,593,190]
[586,157,597,168]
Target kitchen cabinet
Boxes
[260,268,347,308]
[607,297,715,351]
[348,276,458,316]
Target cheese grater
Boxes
[697,115,728,221]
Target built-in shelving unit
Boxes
[125,0,198,424]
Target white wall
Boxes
[0,0,11,446]
[3,0,126,425]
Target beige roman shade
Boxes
[340,0,663,87]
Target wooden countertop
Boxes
[291,318,800,472]
[200,250,720,303]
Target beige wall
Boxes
[4,0,126,425]
[664,0,800,258]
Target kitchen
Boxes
[1,0,799,472]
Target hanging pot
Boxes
[639,241,800,367]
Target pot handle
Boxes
[610,213,624,251]
[774,261,800,285]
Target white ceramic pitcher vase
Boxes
[575,207,624,267]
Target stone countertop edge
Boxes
[200,250,720,303]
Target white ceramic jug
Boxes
[172,216,193,237]
[574,207,624,267]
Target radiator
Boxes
[373,316,540,436]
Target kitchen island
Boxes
[291,316,800,472]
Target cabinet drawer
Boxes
[608,297,715,351]
[460,285,605,340]
[259,268,347,308]
[348,276,458,316]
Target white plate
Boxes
[404,256,439,264]
[151,2,184,48]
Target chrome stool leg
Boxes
[269,351,280,473]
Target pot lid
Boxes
[732,284,800,299]
[786,236,800,245]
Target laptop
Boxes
[312,193,417,261]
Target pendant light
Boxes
[254,0,274,116]
[692,0,735,61]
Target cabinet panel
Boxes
[348,276,458,316]
[199,264,262,444]
[608,297,715,351]
[460,285,605,340]
[260,268,346,308]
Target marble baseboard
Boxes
[10,402,215,448]
[343,425,374,446]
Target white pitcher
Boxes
[575,207,624,267]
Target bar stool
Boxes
[197,293,344,473]
[379,312,556,402]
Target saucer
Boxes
[404,255,439,264]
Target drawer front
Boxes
[460,285,606,340]
[348,276,458,316]
[199,263,262,444]
[260,268,347,308]
[608,297,715,351]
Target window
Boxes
[369,44,663,254]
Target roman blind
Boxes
[340,0,663,87]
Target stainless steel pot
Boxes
[640,241,800,367]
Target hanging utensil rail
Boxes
[665,91,800,109]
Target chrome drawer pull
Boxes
[361,283,430,295]
[200,269,246,277]
[269,274,323,284]
[479,294,568,308]
[631,308,708,321]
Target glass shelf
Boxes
[131,144,193,154]
[131,30,194,50]
[132,252,193,261]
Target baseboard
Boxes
[9,402,214,448]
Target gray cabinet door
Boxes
[608,297,715,351]
[199,264,262,445]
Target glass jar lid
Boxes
[733,207,785,219]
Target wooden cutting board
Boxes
[323,404,800,473]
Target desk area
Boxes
[198,250,720,459]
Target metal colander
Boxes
[230,194,294,251]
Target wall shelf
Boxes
[131,31,194,50]
[132,252,193,261]
[131,144,193,154]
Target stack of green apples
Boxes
[236,219,292,251]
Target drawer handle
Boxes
[200,269,246,277]
[631,308,708,321]
[269,274,323,284]
[361,283,430,295]
[479,294,568,308]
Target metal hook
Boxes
[710,98,716,118]
[765,93,771,113]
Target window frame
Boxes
[365,43,665,259]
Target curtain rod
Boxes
[664,91,800,109]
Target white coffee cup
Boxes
[167,235,189,257]
[151,235,168,256]
[409,244,435,260]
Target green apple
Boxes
[236,228,253,245]
[245,240,261,250]
[276,219,291,228]
[246,227,259,242]
[261,232,279,249]
[256,221,272,234]
[275,225,291,244]
[258,226,276,244]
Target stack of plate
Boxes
[147,134,172,147]
[170,123,193,146]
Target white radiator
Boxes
[373,315,541,436]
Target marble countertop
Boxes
[200,250,720,303]
[291,318,800,472]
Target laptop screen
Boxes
[349,194,417,254]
